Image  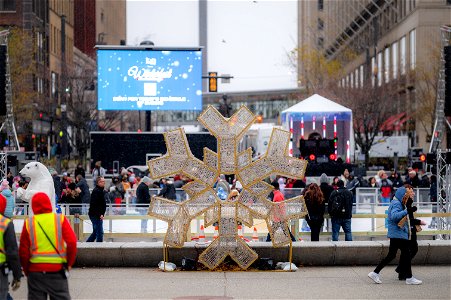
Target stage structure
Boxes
[147,105,308,270]
[281,94,353,162]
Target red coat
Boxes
[273,190,285,222]
[19,193,77,275]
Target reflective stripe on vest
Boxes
[0,215,11,263]
[26,213,67,264]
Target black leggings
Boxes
[306,218,324,241]
[374,238,412,278]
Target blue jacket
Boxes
[2,189,14,218]
[387,197,409,240]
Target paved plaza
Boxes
[8,265,451,299]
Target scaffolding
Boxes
[436,149,451,240]
[0,30,20,151]
[429,26,451,154]
[0,153,6,180]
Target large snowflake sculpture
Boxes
[147,105,308,270]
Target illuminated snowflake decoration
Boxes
[147,105,308,270]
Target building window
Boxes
[448,0,451,5]
[318,0,323,11]
[400,36,406,75]
[410,29,416,70]
[318,18,324,30]
[392,41,398,79]
[0,0,15,11]
[51,72,59,99]
[350,72,354,88]
[377,52,382,86]
[384,46,390,83]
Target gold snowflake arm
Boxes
[237,128,308,187]
[198,105,256,174]
[266,196,309,247]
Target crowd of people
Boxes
[0,162,434,296]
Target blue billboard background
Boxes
[97,49,202,111]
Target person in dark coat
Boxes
[303,183,325,241]
[405,170,420,188]
[87,177,107,242]
[328,180,353,241]
[74,163,86,178]
[52,171,63,203]
[319,173,334,203]
[136,176,152,233]
[75,174,91,215]
[158,178,177,201]
[388,170,404,188]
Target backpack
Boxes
[329,190,346,217]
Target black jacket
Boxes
[76,178,91,204]
[304,194,325,220]
[3,220,21,281]
[158,183,176,200]
[88,185,107,217]
[320,182,334,203]
[136,182,151,205]
[328,187,353,219]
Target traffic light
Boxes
[256,115,263,123]
[208,72,218,92]
[419,154,426,162]
[445,46,451,116]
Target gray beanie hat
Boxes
[319,173,329,184]
[141,176,152,184]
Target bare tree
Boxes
[332,81,397,166]
[6,27,37,135]
[66,66,96,163]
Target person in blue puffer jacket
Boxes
[367,186,423,285]
[2,186,15,218]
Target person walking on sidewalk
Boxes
[86,176,107,242]
[19,192,77,299]
[368,186,423,285]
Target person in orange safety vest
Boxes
[19,192,77,300]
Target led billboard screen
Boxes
[97,48,202,111]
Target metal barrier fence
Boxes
[11,187,450,241]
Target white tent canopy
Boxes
[281,94,351,114]
[280,94,354,161]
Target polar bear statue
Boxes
[19,162,56,212]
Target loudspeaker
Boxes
[257,258,275,270]
[181,257,197,271]
[426,153,436,165]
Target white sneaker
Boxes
[368,271,382,284]
[406,277,422,285]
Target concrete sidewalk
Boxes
[8,265,450,299]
